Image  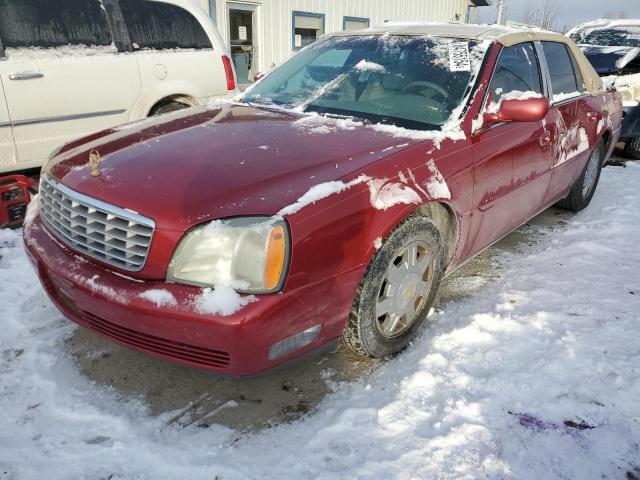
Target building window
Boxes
[292,11,324,50]
[343,16,370,31]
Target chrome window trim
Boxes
[533,41,552,99]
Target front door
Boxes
[469,42,553,253]
[228,4,257,86]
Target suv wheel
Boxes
[150,101,189,117]
[342,216,444,358]
[624,138,640,160]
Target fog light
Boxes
[268,325,321,361]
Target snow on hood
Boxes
[44,104,427,231]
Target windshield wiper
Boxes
[307,109,371,125]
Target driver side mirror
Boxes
[483,97,550,125]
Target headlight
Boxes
[167,217,289,293]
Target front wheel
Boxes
[342,216,444,358]
[556,139,605,212]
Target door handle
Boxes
[539,130,552,147]
[9,72,44,81]
[586,112,598,123]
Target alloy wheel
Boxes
[376,240,435,338]
[582,147,601,198]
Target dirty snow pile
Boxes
[1,163,640,479]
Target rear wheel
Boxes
[149,100,190,117]
[342,216,444,357]
[556,139,605,212]
[624,138,640,160]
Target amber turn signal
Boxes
[264,225,286,290]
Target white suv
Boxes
[0,0,237,173]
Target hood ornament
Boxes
[89,150,102,177]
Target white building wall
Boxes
[196,0,472,74]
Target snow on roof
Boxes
[328,21,556,45]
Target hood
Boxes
[46,104,423,231]
[580,44,640,75]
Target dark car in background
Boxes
[568,19,640,158]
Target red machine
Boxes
[0,175,36,229]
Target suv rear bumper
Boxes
[24,214,361,376]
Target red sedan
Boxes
[24,24,623,376]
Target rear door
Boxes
[0,0,141,169]
[469,42,552,253]
[539,41,592,203]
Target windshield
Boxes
[570,26,640,48]
[242,35,488,131]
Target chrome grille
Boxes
[39,175,155,271]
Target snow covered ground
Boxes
[1,161,640,479]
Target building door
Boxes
[228,4,257,85]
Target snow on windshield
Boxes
[241,35,490,140]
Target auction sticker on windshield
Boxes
[449,42,471,72]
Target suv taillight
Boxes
[222,55,236,91]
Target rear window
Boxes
[0,0,112,48]
[570,26,640,48]
[541,42,582,98]
[120,0,212,50]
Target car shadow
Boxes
[65,206,573,432]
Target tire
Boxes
[149,101,189,117]
[342,215,445,358]
[556,139,605,212]
[624,138,640,160]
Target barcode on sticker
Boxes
[449,42,471,72]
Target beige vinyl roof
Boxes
[328,22,603,93]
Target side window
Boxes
[541,42,582,97]
[120,0,212,50]
[489,42,542,102]
[0,0,112,49]
[568,50,586,92]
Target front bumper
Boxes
[621,103,640,140]
[24,214,362,376]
